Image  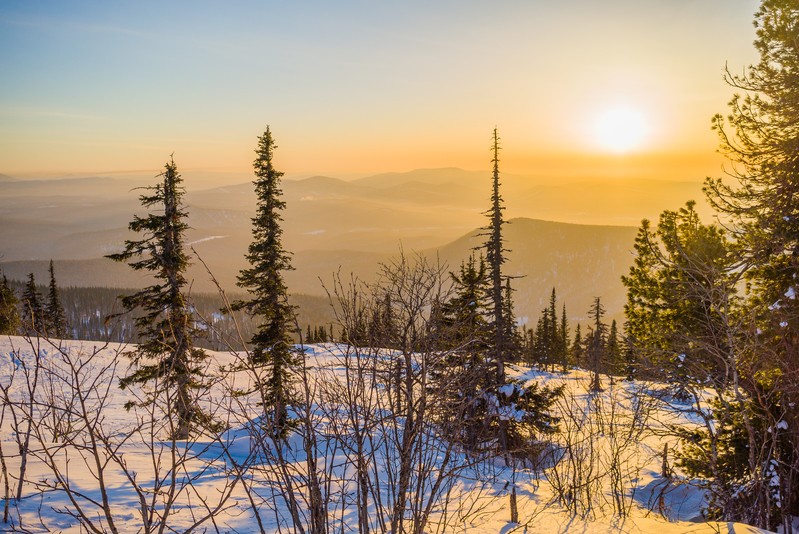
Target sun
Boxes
[592,106,649,154]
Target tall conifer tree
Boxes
[572,323,584,365]
[532,310,550,366]
[587,297,607,392]
[546,289,558,368]
[234,126,298,436]
[45,260,68,338]
[107,156,211,440]
[483,128,514,383]
[606,319,621,376]
[481,129,531,523]
[21,273,44,335]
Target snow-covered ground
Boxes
[0,336,773,533]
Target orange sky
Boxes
[0,1,760,183]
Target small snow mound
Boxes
[636,478,706,522]
[497,384,517,397]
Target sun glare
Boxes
[593,106,649,154]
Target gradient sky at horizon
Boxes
[0,0,761,181]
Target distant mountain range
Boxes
[0,167,705,325]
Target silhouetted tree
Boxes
[587,297,607,392]
[107,156,213,440]
[546,289,559,368]
[234,126,299,437]
[531,288,569,371]
[484,128,519,522]
[482,128,516,383]
[571,323,584,367]
[21,273,44,335]
[559,303,570,371]
[606,319,621,376]
[531,310,550,367]
[45,260,68,338]
[317,325,329,343]
[502,278,522,358]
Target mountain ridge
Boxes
[1,167,708,325]
[1,217,637,326]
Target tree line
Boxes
[1,261,67,339]
[0,278,338,351]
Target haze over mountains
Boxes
[0,168,708,324]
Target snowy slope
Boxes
[0,336,774,533]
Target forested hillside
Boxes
[1,217,637,327]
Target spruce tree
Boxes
[559,303,569,371]
[479,130,559,523]
[702,0,799,379]
[572,323,584,366]
[433,254,494,448]
[532,310,549,367]
[587,297,607,392]
[547,289,558,358]
[439,254,490,351]
[234,126,299,437]
[45,260,68,338]
[606,319,621,376]
[622,328,636,381]
[316,325,327,343]
[107,156,212,440]
[531,290,569,371]
[0,274,20,335]
[483,128,515,383]
[21,273,44,335]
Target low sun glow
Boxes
[592,106,649,154]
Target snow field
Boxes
[0,337,773,533]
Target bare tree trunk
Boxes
[15,336,42,502]
[509,486,518,523]
[391,351,417,534]
[296,329,328,534]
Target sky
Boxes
[0,0,761,182]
